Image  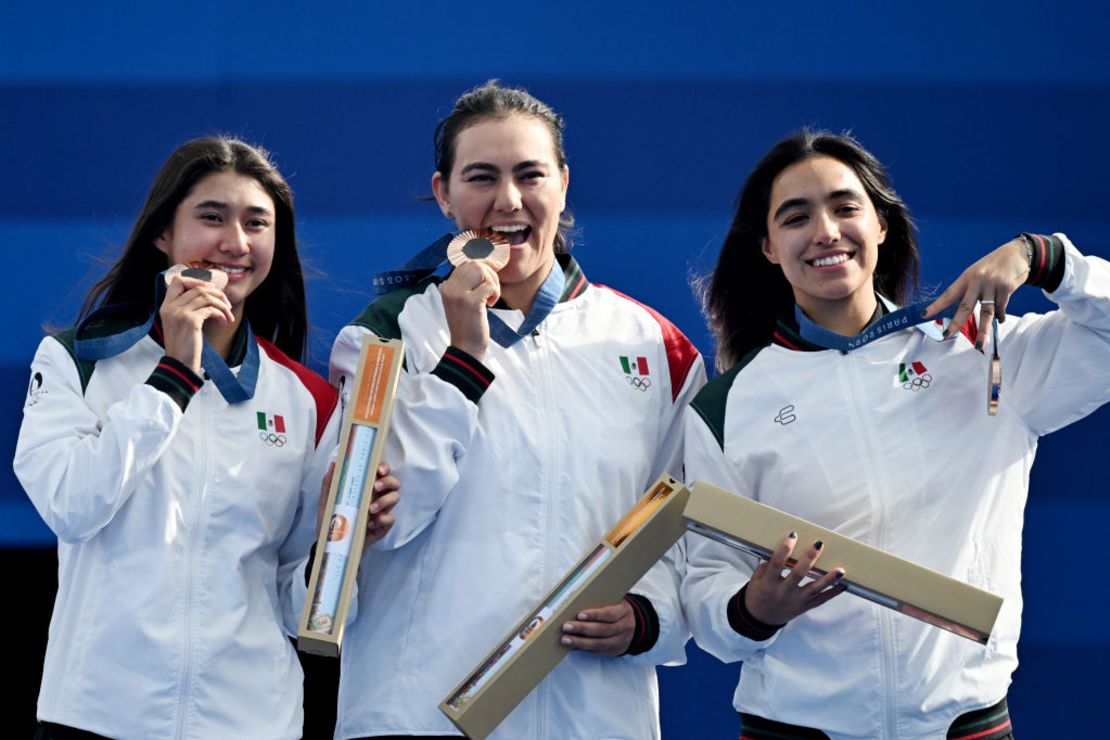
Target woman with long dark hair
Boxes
[15,136,398,739]
[682,130,1110,739]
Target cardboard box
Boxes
[439,476,690,739]
[297,336,404,657]
[684,480,1003,644]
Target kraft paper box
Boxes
[684,481,1003,644]
[297,337,404,657]
[439,476,690,739]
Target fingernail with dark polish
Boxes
[975,340,983,350]
[814,540,824,550]
[835,571,845,579]
[788,531,797,539]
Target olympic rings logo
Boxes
[902,373,932,391]
[626,375,651,391]
[259,431,288,447]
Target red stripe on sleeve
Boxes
[157,362,200,392]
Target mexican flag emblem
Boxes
[257,411,286,433]
[898,361,928,383]
[620,355,649,375]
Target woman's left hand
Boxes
[560,599,636,656]
[924,237,1030,348]
[314,461,400,551]
[363,462,400,550]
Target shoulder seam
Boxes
[257,338,339,447]
[595,285,700,403]
[50,328,96,394]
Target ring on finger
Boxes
[980,299,996,306]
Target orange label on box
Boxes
[353,343,395,424]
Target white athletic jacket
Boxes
[682,236,1110,739]
[329,255,705,739]
[14,323,339,740]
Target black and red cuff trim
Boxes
[622,593,660,656]
[432,346,495,404]
[147,355,203,411]
[728,584,784,641]
[1021,232,1065,293]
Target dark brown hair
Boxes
[78,136,309,360]
[433,79,575,252]
[701,129,920,369]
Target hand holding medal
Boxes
[440,230,512,360]
[161,261,235,372]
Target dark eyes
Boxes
[198,212,269,229]
[781,203,861,226]
[464,171,545,184]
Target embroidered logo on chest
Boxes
[619,355,652,392]
[257,410,288,447]
[774,404,797,425]
[898,361,932,392]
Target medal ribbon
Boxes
[73,272,260,404]
[794,295,956,352]
[372,233,453,295]
[374,233,565,349]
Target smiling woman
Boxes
[682,130,1110,739]
[12,136,399,739]
[328,81,706,739]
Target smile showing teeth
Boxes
[219,266,247,274]
[489,223,531,245]
[810,253,850,268]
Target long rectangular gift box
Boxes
[439,475,690,739]
[683,480,1003,645]
[297,336,404,657]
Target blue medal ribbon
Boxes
[374,233,566,349]
[372,233,453,295]
[73,272,259,404]
[794,295,956,352]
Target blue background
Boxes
[3,2,1108,735]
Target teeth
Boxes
[219,266,247,274]
[811,253,850,268]
[490,224,528,233]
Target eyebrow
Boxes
[193,199,273,217]
[459,160,550,176]
[772,188,865,221]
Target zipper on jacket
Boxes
[531,326,557,738]
[174,387,210,740]
[839,353,899,739]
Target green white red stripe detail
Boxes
[257,411,285,433]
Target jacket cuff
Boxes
[1021,232,1066,293]
[431,346,495,404]
[622,593,660,656]
[146,355,203,411]
[727,584,784,641]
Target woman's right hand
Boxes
[160,275,234,373]
[440,260,501,361]
[744,532,846,626]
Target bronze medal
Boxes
[987,317,1002,416]
[165,262,229,290]
[446,230,511,271]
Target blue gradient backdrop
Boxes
[3,2,1108,735]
